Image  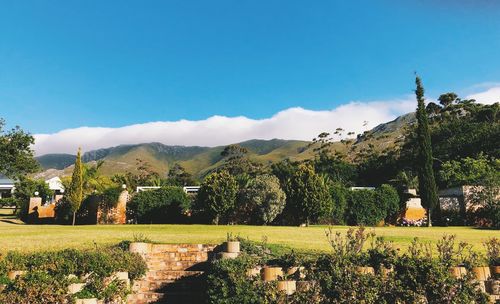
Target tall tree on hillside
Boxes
[415,76,439,226]
[67,148,84,225]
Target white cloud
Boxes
[33,83,499,156]
[33,98,416,156]
[466,85,500,104]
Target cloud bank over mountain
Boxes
[33,85,499,156]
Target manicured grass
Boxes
[0,219,497,254]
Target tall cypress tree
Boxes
[67,148,83,225]
[415,76,439,226]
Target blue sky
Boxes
[1,0,500,146]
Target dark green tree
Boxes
[67,148,84,225]
[167,163,195,186]
[287,164,332,226]
[438,92,458,107]
[415,76,439,226]
[0,119,39,178]
[197,170,238,224]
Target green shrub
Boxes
[0,271,72,304]
[236,174,286,225]
[128,186,191,223]
[346,189,383,225]
[0,247,147,303]
[0,197,17,208]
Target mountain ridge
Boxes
[35,113,416,179]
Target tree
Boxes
[0,119,39,178]
[439,154,499,188]
[438,92,458,107]
[415,76,439,226]
[66,148,84,225]
[287,164,332,226]
[219,144,262,177]
[168,163,195,186]
[238,174,286,225]
[197,170,238,224]
[426,102,441,114]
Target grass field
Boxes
[0,208,497,254]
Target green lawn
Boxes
[0,215,497,253]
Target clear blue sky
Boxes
[1,0,499,133]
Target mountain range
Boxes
[34,113,415,179]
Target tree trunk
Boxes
[213,215,219,225]
[427,209,432,227]
[72,212,76,226]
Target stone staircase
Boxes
[127,244,216,304]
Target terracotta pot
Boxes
[449,267,467,279]
[356,266,375,275]
[219,252,239,259]
[75,299,98,304]
[129,242,151,254]
[277,280,296,295]
[491,266,500,276]
[68,283,85,294]
[286,266,306,279]
[261,267,283,282]
[472,266,491,281]
[7,270,26,280]
[486,280,500,295]
[225,241,240,253]
[246,266,262,277]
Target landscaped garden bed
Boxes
[0,246,147,304]
[205,228,500,303]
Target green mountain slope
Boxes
[35,113,417,179]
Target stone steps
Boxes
[127,244,216,304]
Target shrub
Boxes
[0,246,147,303]
[205,229,489,304]
[197,170,238,224]
[346,189,383,226]
[375,184,401,223]
[0,197,17,208]
[329,183,348,224]
[0,271,72,304]
[128,186,191,223]
[237,174,286,225]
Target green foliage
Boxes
[439,154,499,187]
[237,174,286,225]
[67,149,84,225]
[128,186,191,223]
[286,164,332,226]
[375,184,400,222]
[13,177,54,220]
[167,163,196,186]
[206,229,488,303]
[415,76,439,226]
[197,170,238,224]
[0,197,17,208]
[346,190,384,226]
[0,271,72,304]
[0,247,146,303]
[329,183,348,224]
[0,119,39,178]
